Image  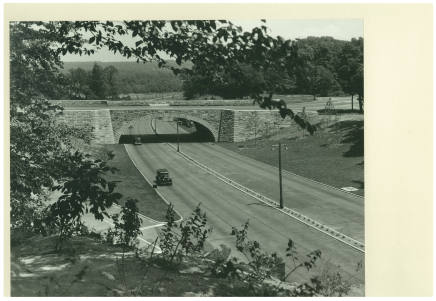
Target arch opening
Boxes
[118,116,216,144]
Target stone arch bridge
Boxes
[57,108,297,144]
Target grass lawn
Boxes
[103,144,177,221]
[220,119,364,196]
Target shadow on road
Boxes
[352,180,365,189]
[119,132,214,144]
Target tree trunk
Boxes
[358,94,363,113]
[351,94,354,111]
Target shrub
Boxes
[157,203,212,266]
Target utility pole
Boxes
[176,120,180,152]
[128,125,134,143]
[278,142,283,208]
[272,143,287,209]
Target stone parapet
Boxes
[57,107,322,144]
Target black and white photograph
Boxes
[8,13,366,297]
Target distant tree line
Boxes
[67,63,120,99]
[65,62,183,100]
[182,36,363,111]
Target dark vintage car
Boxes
[155,168,172,186]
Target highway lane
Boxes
[177,143,364,242]
[125,143,364,285]
[128,118,364,242]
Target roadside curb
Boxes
[123,144,183,224]
[167,143,364,253]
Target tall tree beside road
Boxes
[337,37,364,112]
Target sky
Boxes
[62,19,363,62]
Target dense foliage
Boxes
[182,36,363,111]
[10,22,122,235]
[63,61,184,99]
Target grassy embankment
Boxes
[220,117,364,196]
[103,144,177,221]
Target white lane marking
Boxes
[112,203,163,225]
[102,218,163,253]
[140,223,166,230]
[166,143,365,253]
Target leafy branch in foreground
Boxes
[225,221,322,295]
[44,151,122,250]
[253,93,317,134]
[284,238,322,280]
[108,199,143,252]
[158,203,212,266]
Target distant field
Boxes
[220,118,364,196]
[103,144,176,221]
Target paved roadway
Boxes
[176,143,364,242]
[122,118,364,285]
[146,120,363,241]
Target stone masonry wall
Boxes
[57,108,323,144]
[57,109,115,144]
[232,110,293,142]
[217,110,235,142]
